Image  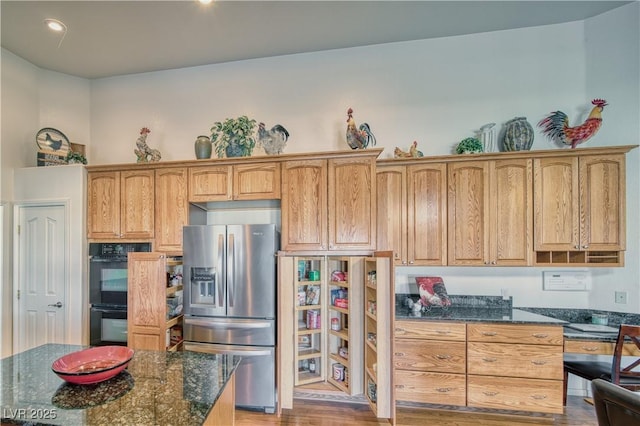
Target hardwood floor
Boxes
[236,396,597,425]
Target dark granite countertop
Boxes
[395,294,567,325]
[0,344,240,425]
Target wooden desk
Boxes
[564,339,640,356]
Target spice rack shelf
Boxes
[364,256,392,419]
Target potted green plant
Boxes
[65,151,87,164]
[455,137,484,154]
[210,115,257,158]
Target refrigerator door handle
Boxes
[227,233,235,308]
[185,342,272,357]
[217,234,224,307]
[185,317,272,329]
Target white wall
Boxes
[584,2,640,312]
[90,21,588,164]
[1,49,91,356]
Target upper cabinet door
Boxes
[281,159,328,251]
[233,163,281,200]
[490,159,532,265]
[408,163,447,265]
[579,154,625,251]
[87,171,121,239]
[448,161,489,265]
[189,166,232,202]
[120,170,155,239]
[155,168,189,253]
[328,157,376,250]
[376,166,406,263]
[88,170,154,240]
[533,157,580,250]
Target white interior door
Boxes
[14,204,67,353]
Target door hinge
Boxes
[17,225,20,235]
[17,289,20,300]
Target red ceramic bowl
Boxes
[51,346,134,385]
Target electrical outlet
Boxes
[615,291,627,304]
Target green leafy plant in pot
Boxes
[210,116,257,158]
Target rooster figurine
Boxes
[538,99,608,149]
[346,108,376,149]
[257,122,290,155]
[394,141,424,158]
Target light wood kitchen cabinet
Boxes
[534,154,625,265]
[328,157,376,251]
[448,159,532,266]
[128,252,183,351]
[189,162,281,202]
[394,321,467,406]
[466,323,563,414]
[281,152,380,252]
[281,160,328,251]
[87,170,154,240]
[155,167,189,253]
[376,163,447,265]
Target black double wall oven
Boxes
[89,242,151,346]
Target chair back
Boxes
[592,378,640,426]
[612,324,640,387]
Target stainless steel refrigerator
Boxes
[182,224,279,413]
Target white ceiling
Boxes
[1,1,631,79]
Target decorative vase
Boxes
[194,135,212,159]
[478,123,497,153]
[503,117,534,151]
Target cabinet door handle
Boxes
[435,330,451,335]
[531,394,547,400]
[395,384,405,389]
[483,391,498,396]
[531,360,547,366]
[532,333,548,338]
[582,245,589,249]
[436,354,452,360]
[436,387,453,393]
[482,331,497,336]
[394,352,405,357]
[395,328,405,333]
[582,346,599,352]
[482,357,498,363]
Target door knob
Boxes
[48,302,63,308]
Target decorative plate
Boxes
[36,127,70,153]
[51,346,134,385]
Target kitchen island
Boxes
[0,344,239,425]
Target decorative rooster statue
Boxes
[134,127,161,163]
[346,108,376,149]
[394,141,424,158]
[257,122,290,155]
[538,99,608,149]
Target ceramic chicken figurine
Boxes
[134,127,161,162]
[394,141,424,158]
[257,122,290,155]
[538,99,608,149]
[346,108,376,149]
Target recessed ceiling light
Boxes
[44,18,67,32]
[198,0,213,5]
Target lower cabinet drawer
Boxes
[395,339,466,373]
[467,375,563,414]
[467,342,563,380]
[395,370,466,406]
